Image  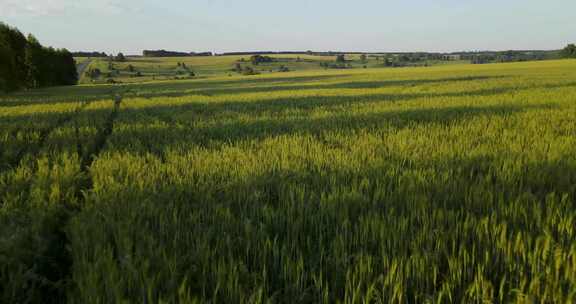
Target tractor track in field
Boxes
[22,94,125,303]
[79,95,122,171]
[76,59,92,81]
[0,101,92,173]
[0,98,100,301]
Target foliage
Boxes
[143,50,213,57]
[562,44,576,58]
[72,51,108,57]
[115,53,126,62]
[320,61,350,69]
[0,22,28,92]
[0,22,77,93]
[241,66,259,75]
[87,68,102,80]
[250,55,275,65]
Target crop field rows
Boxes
[77,53,467,85]
[1,60,576,303]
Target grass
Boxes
[77,53,466,85]
[1,60,576,303]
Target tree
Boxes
[116,52,126,62]
[25,34,45,88]
[336,54,346,63]
[0,22,28,92]
[0,38,11,92]
[242,66,258,75]
[561,44,576,58]
[360,54,367,63]
[88,68,102,80]
[384,57,393,67]
[49,48,77,86]
[0,23,77,92]
[250,55,274,65]
[233,63,242,73]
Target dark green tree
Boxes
[54,48,78,85]
[0,33,13,92]
[561,44,576,58]
[0,23,28,92]
[88,68,102,80]
[234,63,242,73]
[116,52,126,62]
[24,34,45,88]
[0,24,77,92]
[250,55,274,65]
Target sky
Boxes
[2,0,575,55]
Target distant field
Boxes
[73,57,91,65]
[75,53,467,85]
[1,60,576,303]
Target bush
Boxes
[561,44,576,58]
[115,53,126,62]
[233,63,242,73]
[250,55,274,65]
[88,68,101,79]
[242,66,259,75]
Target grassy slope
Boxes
[1,60,576,303]
[78,53,467,85]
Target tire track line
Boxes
[80,94,122,171]
[0,100,91,173]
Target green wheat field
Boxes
[1,59,576,303]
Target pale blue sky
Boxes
[2,0,575,54]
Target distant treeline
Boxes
[137,49,566,62]
[143,50,213,57]
[458,50,560,64]
[0,23,77,93]
[142,50,355,57]
[219,51,342,56]
[365,50,560,66]
[72,51,108,57]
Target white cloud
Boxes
[1,0,133,17]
